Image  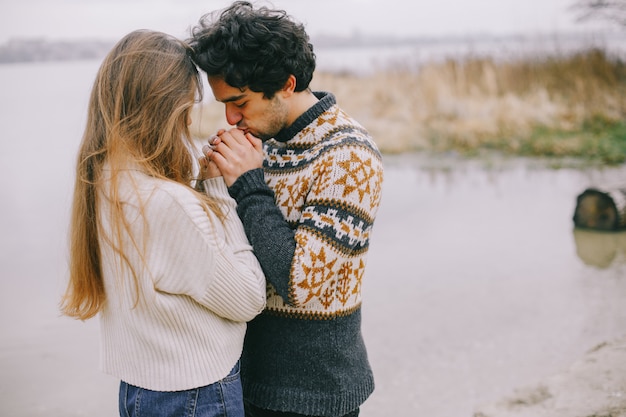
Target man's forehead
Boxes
[208,76,249,102]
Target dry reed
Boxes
[191,48,626,161]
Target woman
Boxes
[60,29,266,417]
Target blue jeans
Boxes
[119,362,244,417]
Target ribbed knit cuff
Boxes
[201,177,230,201]
[227,168,273,202]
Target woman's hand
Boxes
[197,130,225,180]
[198,155,222,180]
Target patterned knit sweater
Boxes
[228,92,384,416]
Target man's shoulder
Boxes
[319,110,381,155]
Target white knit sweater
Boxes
[98,170,266,391]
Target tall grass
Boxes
[316,47,626,163]
[191,47,626,164]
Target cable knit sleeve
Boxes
[144,179,266,322]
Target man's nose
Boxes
[225,104,242,126]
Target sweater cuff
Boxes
[228,168,273,202]
[201,177,230,200]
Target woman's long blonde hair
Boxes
[61,30,220,320]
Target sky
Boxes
[0,0,611,44]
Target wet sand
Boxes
[475,336,626,416]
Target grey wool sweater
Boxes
[228,92,384,416]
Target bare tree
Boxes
[571,0,626,26]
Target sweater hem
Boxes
[243,380,374,417]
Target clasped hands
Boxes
[198,128,264,186]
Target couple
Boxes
[60,2,384,417]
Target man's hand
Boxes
[202,128,264,186]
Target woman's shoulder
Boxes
[143,176,198,209]
[114,171,196,211]
[135,176,216,233]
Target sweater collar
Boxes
[273,91,336,143]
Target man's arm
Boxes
[204,129,297,300]
[227,143,384,309]
[205,128,384,309]
[227,168,297,300]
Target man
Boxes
[189,2,384,416]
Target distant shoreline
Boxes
[6,32,624,165]
[1,30,624,65]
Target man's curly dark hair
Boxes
[188,1,316,99]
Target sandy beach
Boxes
[475,335,626,416]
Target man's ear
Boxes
[280,75,297,98]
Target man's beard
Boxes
[254,96,289,141]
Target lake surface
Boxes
[315,31,626,74]
[1,58,626,416]
[362,154,626,415]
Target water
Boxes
[313,31,626,74]
[1,57,626,416]
[361,154,626,415]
